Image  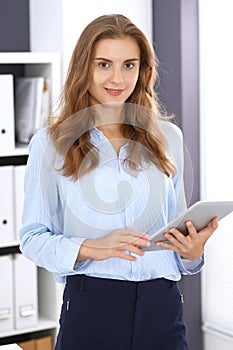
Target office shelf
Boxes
[0,52,62,347]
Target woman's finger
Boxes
[155,240,179,253]
[164,228,187,245]
[184,220,197,237]
[208,217,219,230]
[114,250,137,261]
[120,232,150,247]
[198,217,219,239]
[122,244,145,256]
[132,238,151,248]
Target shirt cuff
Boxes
[70,237,91,271]
[176,253,205,274]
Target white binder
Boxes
[0,74,15,151]
[13,165,26,241]
[13,254,38,329]
[0,166,15,246]
[0,345,22,349]
[0,255,14,332]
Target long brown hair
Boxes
[49,14,176,179]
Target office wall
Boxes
[29,0,63,53]
[29,0,152,82]
[153,1,202,350]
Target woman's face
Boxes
[88,37,140,105]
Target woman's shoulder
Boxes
[28,127,54,158]
[29,127,50,148]
[159,120,184,168]
[159,119,183,144]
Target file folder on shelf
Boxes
[0,345,22,350]
[13,254,38,329]
[0,74,15,151]
[0,166,15,246]
[13,165,26,241]
[0,255,14,332]
[15,77,44,144]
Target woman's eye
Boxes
[124,63,134,70]
[98,62,110,69]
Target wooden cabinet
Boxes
[18,336,53,350]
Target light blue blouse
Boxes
[19,120,203,283]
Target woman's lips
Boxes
[105,88,124,96]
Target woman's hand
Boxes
[155,217,219,260]
[77,230,151,262]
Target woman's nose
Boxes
[110,67,124,84]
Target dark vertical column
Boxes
[152,0,182,124]
[0,0,30,52]
[152,1,202,350]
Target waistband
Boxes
[66,274,176,295]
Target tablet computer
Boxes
[143,200,233,252]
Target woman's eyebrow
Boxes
[124,58,140,62]
[94,57,112,62]
[94,57,140,62]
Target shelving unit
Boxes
[0,148,28,158]
[0,52,63,347]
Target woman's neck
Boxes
[97,123,123,139]
[97,123,126,155]
[93,102,125,129]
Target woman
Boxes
[19,14,218,350]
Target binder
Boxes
[15,77,44,144]
[13,254,38,329]
[0,255,14,332]
[13,165,26,241]
[0,345,22,350]
[0,166,15,246]
[0,74,15,151]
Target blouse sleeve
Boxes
[19,129,90,276]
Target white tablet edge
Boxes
[143,200,233,252]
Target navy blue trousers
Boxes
[55,275,189,350]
